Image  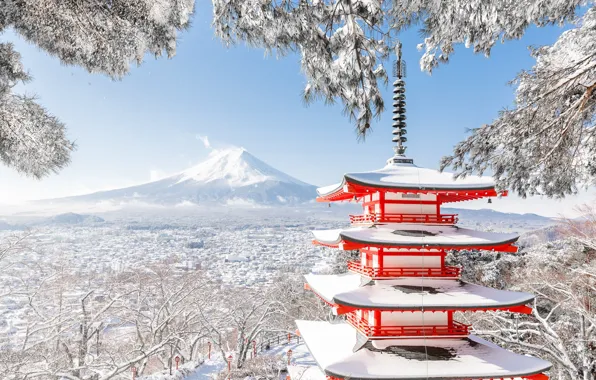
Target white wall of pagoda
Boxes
[384,193,437,201]
[357,310,448,327]
[362,191,440,216]
[381,311,447,326]
[361,248,444,269]
[385,192,437,215]
[382,255,441,268]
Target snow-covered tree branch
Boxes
[212,0,593,146]
[212,0,390,136]
[450,231,596,379]
[0,0,194,177]
[441,6,596,197]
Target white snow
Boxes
[288,365,327,380]
[177,148,310,187]
[225,255,250,262]
[316,182,343,197]
[304,273,535,310]
[317,158,495,196]
[184,357,226,380]
[312,223,519,248]
[296,320,551,379]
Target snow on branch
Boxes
[0,0,194,177]
[441,7,596,197]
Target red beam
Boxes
[360,248,447,257]
[319,238,518,253]
[525,374,549,380]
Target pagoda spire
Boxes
[392,41,407,156]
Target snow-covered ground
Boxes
[150,342,316,380]
[185,356,227,380]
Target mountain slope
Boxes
[55,148,317,205]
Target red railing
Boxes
[349,213,458,225]
[347,261,461,279]
[347,313,471,338]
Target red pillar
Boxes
[227,355,233,377]
[379,191,385,221]
[374,310,382,336]
[378,247,384,275]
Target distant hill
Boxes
[443,207,554,232]
[41,213,105,225]
[0,220,25,230]
[444,208,552,223]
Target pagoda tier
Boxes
[316,158,503,203]
[312,223,519,252]
[304,274,533,339]
[297,320,552,380]
[305,274,534,313]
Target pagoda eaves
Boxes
[312,223,519,252]
[317,160,504,203]
[297,320,552,380]
[305,274,534,314]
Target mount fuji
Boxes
[55,148,317,206]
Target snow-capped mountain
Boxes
[56,148,317,205]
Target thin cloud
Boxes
[196,134,211,149]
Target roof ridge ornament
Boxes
[386,42,412,167]
[392,41,407,157]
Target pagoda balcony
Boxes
[347,261,461,279]
[349,213,458,225]
[347,313,471,338]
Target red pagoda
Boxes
[291,43,552,380]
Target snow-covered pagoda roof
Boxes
[312,223,519,252]
[305,274,534,313]
[317,157,501,202]
[297,320,551,380]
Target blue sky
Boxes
[1,6,593,216]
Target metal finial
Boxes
[392,42,407,155]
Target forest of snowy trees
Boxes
[448,226,596,380]
[1,218,594,379]
[0,234,326,380]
